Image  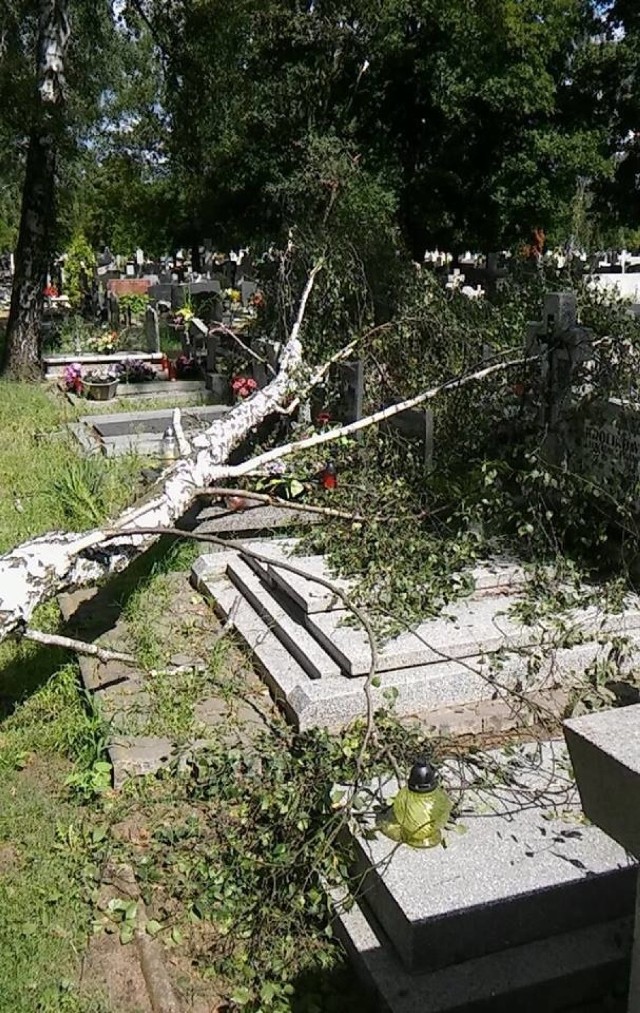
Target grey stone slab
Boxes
[335,892,632,1013]
[306,594,640,677]
[264,546,524,615]
[108,736,174,789]
[192,554,636,734]
[352,741,637,975]
[226,557,342,680]
[564,703,640,858]
[268,555,353,613]
[87,405,229,438]
[194,503,319,534]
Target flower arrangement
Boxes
[63,362,83,394]
[316,411,332,426]
[84,369,119,384]
[173,306,194,324]
[44,284,59,298]
[116,360,156,383]
[224,288,242,304]
[231,375,258,399]
[175,354,201,380]
[248,290,265,310]
[87,330,119,354]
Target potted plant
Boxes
[83,369,119,401]
[116,359,156,383]
[175,354,201,380]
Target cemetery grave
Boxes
[5,261,640,1011]
[69,403,232,457]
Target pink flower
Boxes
[231,376,258,398]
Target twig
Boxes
[172,407,191,457]
[197,486,368,522]
[22,627,136,665]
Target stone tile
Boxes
[334,891,633,1013]
[351,741,637,975]
[226,558,342,680]
[564,703,640,858]
[109,736,175,789]
[305,596,640,677]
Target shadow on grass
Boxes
[0,535,190,719]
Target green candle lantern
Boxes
[380,757,452,849]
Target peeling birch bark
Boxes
[0,265,322,642]
[0,284,526,650]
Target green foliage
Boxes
[63,232,96,310]
[117,292,149,317]
[116,713,433,1012]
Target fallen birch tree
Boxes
[0,260,531,648]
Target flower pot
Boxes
[85,379,119,401]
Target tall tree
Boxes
[3,0,70,378]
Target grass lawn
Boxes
[0,377,149,1012]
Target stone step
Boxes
[268,552,525,615]
[191,553,640,734]
[350,741,637,976]
[305,594,640,677]
[335,892,632,1013]
[225,557,343,680]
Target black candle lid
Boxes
[408,757,439,793]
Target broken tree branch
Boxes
[198,486,368,522]
[205,352,532,479]
[22,627,136,665]
[0,262,324,643]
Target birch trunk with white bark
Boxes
[0,266,322,642]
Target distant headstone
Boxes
[384,406,435,470]
[240,280,257,305]
[144,305,161,353]
[335,360,364,425]
[107,292,120,330]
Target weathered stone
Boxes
[564,703,640,861]
[335,891,632,1013]
[351,741,637,975]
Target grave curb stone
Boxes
[564,703,640,858]
[334,889,633,1013]
[351,741,637,975]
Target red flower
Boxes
[43,285,59,298]
[231,376,258,398]
[316,411,332,425]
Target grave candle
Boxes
[380,758,452,849]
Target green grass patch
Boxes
[0,381,145,552]
[0,665,111,1013]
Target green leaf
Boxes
[230,986,252,1005]
[260,981,278,1003]
[145,919,163,937]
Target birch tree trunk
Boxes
[3,0,71,379]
